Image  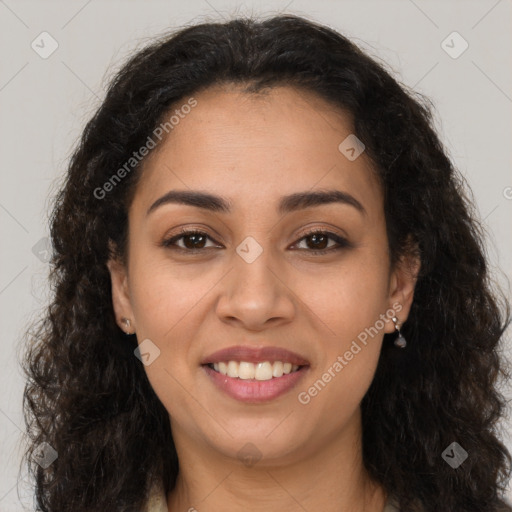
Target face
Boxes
[108,84,417,465]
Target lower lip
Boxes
[202,365,308,403]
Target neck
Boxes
[167,411,387,512]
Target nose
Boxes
[215,245,296,332]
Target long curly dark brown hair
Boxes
[20,13,512,512]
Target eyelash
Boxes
[161,227,351,256]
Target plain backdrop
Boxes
[1,0,511,510]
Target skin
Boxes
[108,84,419,512]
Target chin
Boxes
[197,417,312,466]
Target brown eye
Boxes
[303,232,330,250]
[180,232,208,249]
[293,230,351,255]
[161,228,351,255]
[162,230,218,251]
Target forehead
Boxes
[131,84,382,218]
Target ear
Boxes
[384,242,421,334]
[107,241,136,334]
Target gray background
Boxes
[1,0,511,509]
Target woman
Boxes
[21,14,512,512]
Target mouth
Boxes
[201,346,310,403]
[205,360,303,380]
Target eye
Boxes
[161,229,220,252]
[161,228,351,255]
[292,229,351,255]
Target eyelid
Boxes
[161,226,352,255]
[294,226,348,243]
[161,227,222,250]
[291,227,351,253]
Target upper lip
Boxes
[201,346,310,366]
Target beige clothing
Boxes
[145,480,401,512]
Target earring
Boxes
[121,317,134,335]
[391,316,407,348]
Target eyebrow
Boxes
[146,189,366,217]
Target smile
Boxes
[208,360,302,380]
[202,362,309,403]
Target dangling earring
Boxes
[121,317,134,335]
[392,316,407,348]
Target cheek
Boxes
[128,256,214,340]
[294,253,389,406]
[297,301,385,426]
[295,253,390,340]
[143,355,209,440]
[127,259,208,427]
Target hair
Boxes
[20,13,512,512]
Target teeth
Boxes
[209,360,302,380]
[238,362,255,379]
[255,362,273,380]
[272,361,283,378]
[227,361,238,378]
